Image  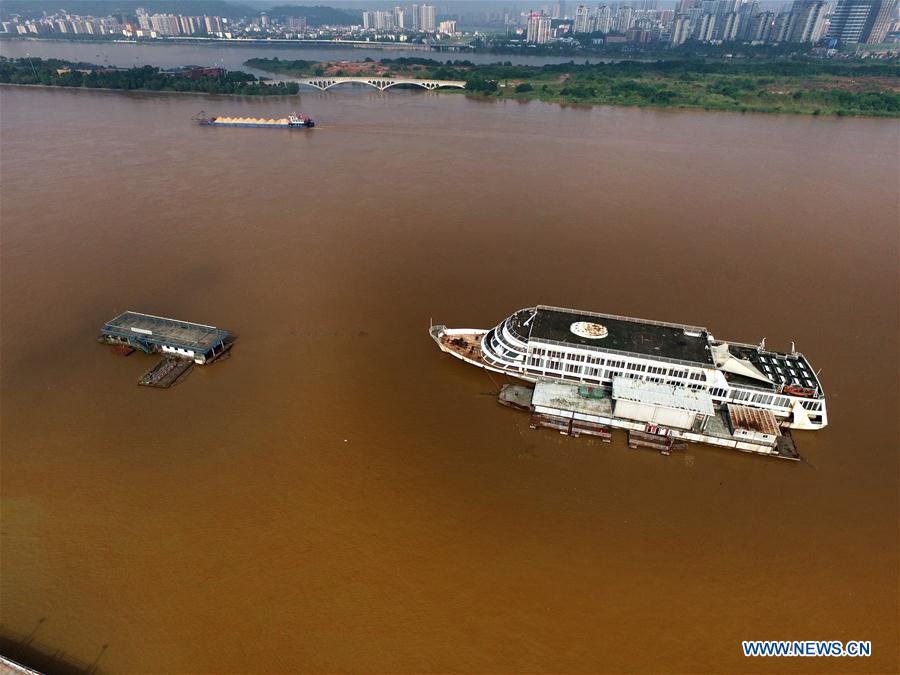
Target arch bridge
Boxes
[298,77,466,92]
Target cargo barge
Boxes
[193,111,314,128]
[431,305,827,460]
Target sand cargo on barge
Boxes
[193,111,314,128]
[431,305,827,460]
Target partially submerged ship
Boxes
[430,305,827,459]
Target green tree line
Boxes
[0,57,300,95]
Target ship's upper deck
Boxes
[514,306,715,367]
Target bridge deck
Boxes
[298,77,466,91]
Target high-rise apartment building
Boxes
[867,0,898,42]
[204,15,224,33]
[827,0,896,44]
[772,11,792,41]
[419,4,436,31]
[671,15,692,43]
[747,10,775,40]
[692,12,716,39]
[614,6,634,32]
[574,5,593,33]
[787,0,827,42]
[721,10,740,39]
[526,13,552,42]
[596,5,613,32]
[288,16,307,31]
[150,13,180,36]
[735,0,759,39]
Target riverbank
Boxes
[0,82,300,98]
[249,56,900,117]
[0,56,299,95]
[0,37,629,68]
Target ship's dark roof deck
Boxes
[522,306,715,366]
[102,311,229,352]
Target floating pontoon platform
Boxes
[139,357,194,388]
[99,310,232,388]
[99,311,230,364]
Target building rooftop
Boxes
[102,311,229,352]
[526,305,714,366]
[612,376,715,416]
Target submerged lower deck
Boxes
[500,383,800,460]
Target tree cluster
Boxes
[0,57,300,95]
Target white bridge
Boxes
[297,77,466,92]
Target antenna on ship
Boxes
[523,309,537,327]
[791,341,797,355]
[759,337,766,351]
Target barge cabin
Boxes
[100,311,230,364]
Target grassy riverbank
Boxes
[0,57,300,95]
[247,56,900,117]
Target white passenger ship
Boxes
[430,305,827,430]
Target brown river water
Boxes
[1,85,898,673]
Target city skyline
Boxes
[2,0,898,48]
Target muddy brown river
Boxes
[1,84,897,673]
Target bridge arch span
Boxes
[297,77,466,92]
[381,80,465,91]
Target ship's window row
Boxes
[728,389,816,410]
[489,330,526,362]
[518,347,823,416]
[501,323,528,349]
[526,347,706,384]
[525,356,712,391]
[528,352,816,413]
